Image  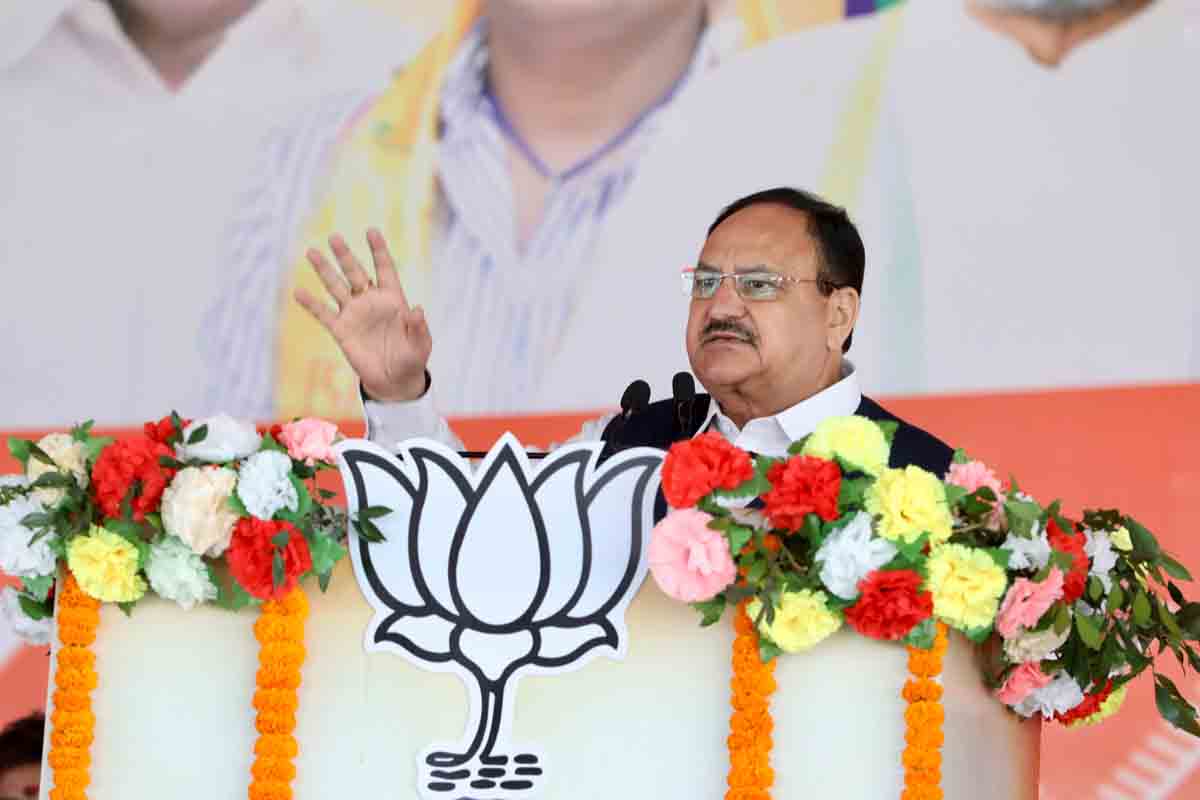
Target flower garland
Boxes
[726,602,777,800]
[249,587,309,800]
[48,572,100,800]
[901,622,948,800]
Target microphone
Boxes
[672,372,696,439]
[600,378,651,457]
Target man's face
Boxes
[686,203,846,395]
[0,762,40,799]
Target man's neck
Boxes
[967,0,1152,67]
[109,1,257,90]
[711,358,846,430]
[485,7,706,175]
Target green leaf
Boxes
[272,552,285,590]
[30,472,73,490]
[227,492,250,517]
[18,594,53,621]
[353,517,386,543]
[1004,499,1041,538]
[1088,576,1105,603]
[209,564,255,611]
[144,513,164,535]
[1154,674,1200,737]
[357,505,393,520]
[837,476,871,510]
[902,618,937,649]
[1054,603,1072,635]
[984,547,1011,571]
[71,420,95,442]
[21,575,55,602]
[723,525,753,557]
[746,558,768,585]
[951,448,970,465]
[758,636,783,663]
[26,443,57,468]
[1108,584,1127,613]
[318,571,333,593]
[876,420,899,447]
[158,455,187,470]
[290,474,313,517]
[964,624,993,644]
[186,424,209,445]
[318,489,337,500]
[1169,582,1187,607]
[7,438,32,466]
[82,436,113,463]
[1161,554,1194,582]
[1158,600,1184,639]
[943,483,968,508]
[19,511,54,529]
[896,532,930,565]
[1126,517,1162,561]
[117,601,136,617]
[260,434,288,453]
[307,533,346,578]
[1177,603,1200,640]
[1133,591,1153,628]
[1075,612,1104,651]
[272,530,291,548]
[691,596,727,627]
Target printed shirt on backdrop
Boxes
[201,16,746,421]
[0,0,423,429]
[627,0,1200,398]
[363,363,862,460]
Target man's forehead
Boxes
[700,203,818,267]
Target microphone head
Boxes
[621,379,651,414]
[672,372,696,402]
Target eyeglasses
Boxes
[681,267,827,301]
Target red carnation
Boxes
[661,432,754,508]
[257,423,284,442]
[1047,518,1089,603]
[143,415,189,445]
[91,435,177,520]
[761,455,842,530]
[845,569,933,641]
[227,518,312,600]
[1055,680,1114,726]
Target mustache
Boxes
[701,319,757,345]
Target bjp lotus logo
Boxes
[336,435,662,799]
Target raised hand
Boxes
[295,228,432,402]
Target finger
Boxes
[367,228,406,302]
[295,288,339,331]
[329,234,372,293]
[407,305,432,352]
[307,248,350,307]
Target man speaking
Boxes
[297,186,953,476]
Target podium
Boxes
[40,435,1038,799]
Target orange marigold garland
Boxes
[249,587,310,800]
[901,622,949,800]
[48,572,101,800]
[726,601,777,800]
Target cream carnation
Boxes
[1002,523,1052,572]
[815,511,898,600]
[26,432,89,507]
[1,586,51,646]
[1084,529,1119,592]
[161,467,240,556]
[176,414,260,463]
[237,451,299,520]
[1003,625,1069,663]
[146,535,218,610]
[0,493,57,578]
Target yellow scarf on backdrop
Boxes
[274,0,905,420]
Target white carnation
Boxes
[1084,529,1119,592]
[1013,672,1085,719]
[1003,522,1052,572]
[1004,625,1070,662]
[176,414,260,463]
[145,536,218,610]
[161,467,240,557]
[815,512,898,600]
[237,451,299,520]
[1,586,51,646]
[26,432,89,507]
[0,493,57,578]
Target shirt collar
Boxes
[698,361,863,458]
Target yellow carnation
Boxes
[927,544,1007,630]
[1110,526,1132,552]
[802,415,889,476]
[864,465,953,545]
[67,526,147,603]
[1065,684,1128,729]
[747,589,842,653]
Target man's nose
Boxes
[709,275,746,316]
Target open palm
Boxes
[295,229,432,402]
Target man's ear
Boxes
[826,286,860,352]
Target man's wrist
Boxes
[361,370,431,403]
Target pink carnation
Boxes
[649,509,736,603]
[996,662,1054,706]
[946,460,1007,530]
[279,418,338,465]
[996,567,1064,639]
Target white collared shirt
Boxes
[365,362,862,457]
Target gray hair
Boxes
[974,0,1128,21]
